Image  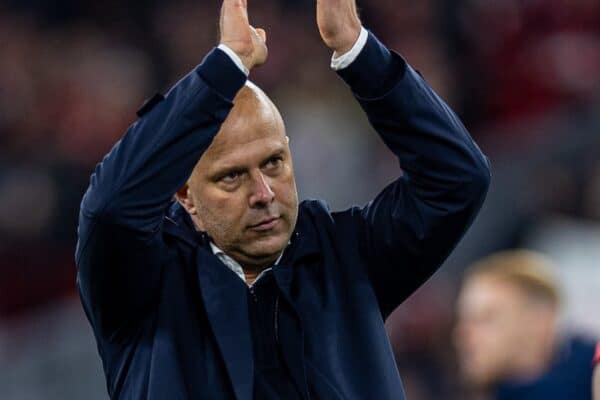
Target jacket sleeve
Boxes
[75,49,247,337]
[333,32,491,318]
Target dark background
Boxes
[1,0,599,398]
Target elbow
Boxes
[79,165,114,220]
[465,155,491,209]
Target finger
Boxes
[219,2,225,36]
[224,0,247,14]
[221,0,249,22]
[255,28,267,43]
[220,0,250,43]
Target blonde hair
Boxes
[466,250,561,307]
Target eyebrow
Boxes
[211,166,246,180]
[209,146,286,181]
[259,148,285,167]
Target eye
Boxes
[264,156,283,171]
[220,171,241,184]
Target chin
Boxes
[246,233,289,258]
[462,366,496,388]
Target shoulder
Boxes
[295,199,366,254]
[561,335,599,365]
[298,199,334,224]
[299,198,331,214]
[545,335,598,387]
[298,199,364,229]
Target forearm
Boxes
[79,48,246,232]
[76,0,270,335]
[338,32,490,206]
[335,32,490,316]
[76,49,246,332]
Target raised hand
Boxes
[219,0,268,71]
[316,0,361,56]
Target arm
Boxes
[318,2,490,317]
[76,0,266,337]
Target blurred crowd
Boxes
[0,0,599,399]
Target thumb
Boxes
[255,28,267,43]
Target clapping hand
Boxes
[316,0,362,56]
[219,0,268,71]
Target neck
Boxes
[240,251,283,283]
[209,239,282,285]
[243,269,263,286]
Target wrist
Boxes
[196,48,247,102]
[331,27,368,71]
[336,31,406,99]
[332,24,362,56]
[219,26,267,72]
[217,44,250,76]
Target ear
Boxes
[175,184,197,215]
[175,184,207,231]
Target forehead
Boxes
[458,276,526,316]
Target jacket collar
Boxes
[162,201,208,248]
[195,249,254,400]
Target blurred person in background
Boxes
[75,0,490,398]
[454,249,600,400]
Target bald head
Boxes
[202,83,287,166]
[176,82,298,278]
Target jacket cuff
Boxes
[336,31,406,99]
[195,48,247,102]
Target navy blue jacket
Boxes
[494,337,598,400]
[76,32,490,399]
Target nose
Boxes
[248,171,275,207]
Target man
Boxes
[454,250,600,400]
[76,0,490,398]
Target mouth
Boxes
[248,217,280,232]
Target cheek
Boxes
[507,311,535,343]
[463,318,506,359]
[197,190,248,230]
[274,172,298,208]
[466,323,493,357]
[484,317,522,365]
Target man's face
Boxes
[181,84,298,269]
[453,276,540,387]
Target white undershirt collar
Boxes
[209,242,284,287]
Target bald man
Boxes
[76,0,490,399]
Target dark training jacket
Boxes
[76,32,491,399]
[494,336,598,400]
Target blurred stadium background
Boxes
[0,0,599,399]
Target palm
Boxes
[220,0,251,50]
[316,0,361,54]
